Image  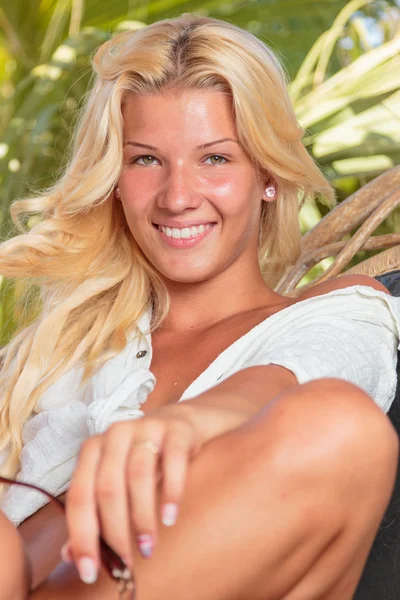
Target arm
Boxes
[8,366,295,593]
[186,364,298,413]
[173,364,300,442]
[13,365,296,593]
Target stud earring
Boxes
[265,186,276,199]
[115,187,121,200]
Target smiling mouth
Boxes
[153,223,216,239]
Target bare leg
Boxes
[29,379,398,600]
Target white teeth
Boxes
[181,228,191,239]
[159,224,213,238]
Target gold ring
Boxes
[135,440,161,454]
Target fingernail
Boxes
[60,541,73,563]
[162,503,178,526]
[77,557,98,584]
[137,533,154,558]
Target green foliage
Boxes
[291,0,400,182]
[291,0,400,285]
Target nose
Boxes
[156,164,202,213]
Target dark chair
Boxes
[354,269,400,600]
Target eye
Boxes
[205,155,228,165]
[130,155,158,166]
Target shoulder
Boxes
[298,274,392,303]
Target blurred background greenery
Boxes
[0,0,399,343]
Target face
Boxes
[118,89,272,284]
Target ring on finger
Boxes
[134,440,161,455]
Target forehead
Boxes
[122,89,237,141]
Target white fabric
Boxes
[1,284,400,525]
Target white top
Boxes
[1,284,400,526]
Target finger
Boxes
[95,423,137,568]
[65,436,103,584]
[126,429,164,558]
[160,424,194,527]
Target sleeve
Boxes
[0,362,155,526]
[0,367,90,526]
[242,287,400,414]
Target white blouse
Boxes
[1,284,400,526]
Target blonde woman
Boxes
[0,13,399,600]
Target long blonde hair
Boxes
[0,13,334,479]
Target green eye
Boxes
[141,156,155,165]
[130,155,156,165]
[207,155,227,165]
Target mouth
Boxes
[152,222,217,248]
[153,223,215,239]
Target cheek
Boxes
[119,186,150,224]
[121,197,148,220]
[211,178,255,216]
[212,180,236,202]
[118,169,148,203]
[216,183,262,228]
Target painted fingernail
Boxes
[60,541,73,563]
[162,503,178,526]
[137,533,154,558]
[77,557,98,584]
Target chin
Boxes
[164,271,213,284]
[157,263,219,284]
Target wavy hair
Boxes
[0,13,335,479]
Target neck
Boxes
[159,261,286,333]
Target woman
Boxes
[0,12,399,600]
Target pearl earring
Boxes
[115,187,121,200]
[265,186,275,199]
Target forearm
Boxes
[188,364,299,414]
[179,364,300,441]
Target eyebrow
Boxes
[123,138,240,151]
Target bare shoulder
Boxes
[298,274,392,303]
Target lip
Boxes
[154,223,216,248]
[152,220,216,228]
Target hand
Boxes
[63,404,205,584]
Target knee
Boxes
[270,377,398,463]
[254,378,399,522]
[300,378,399,473]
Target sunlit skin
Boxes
[118,89,289,331]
